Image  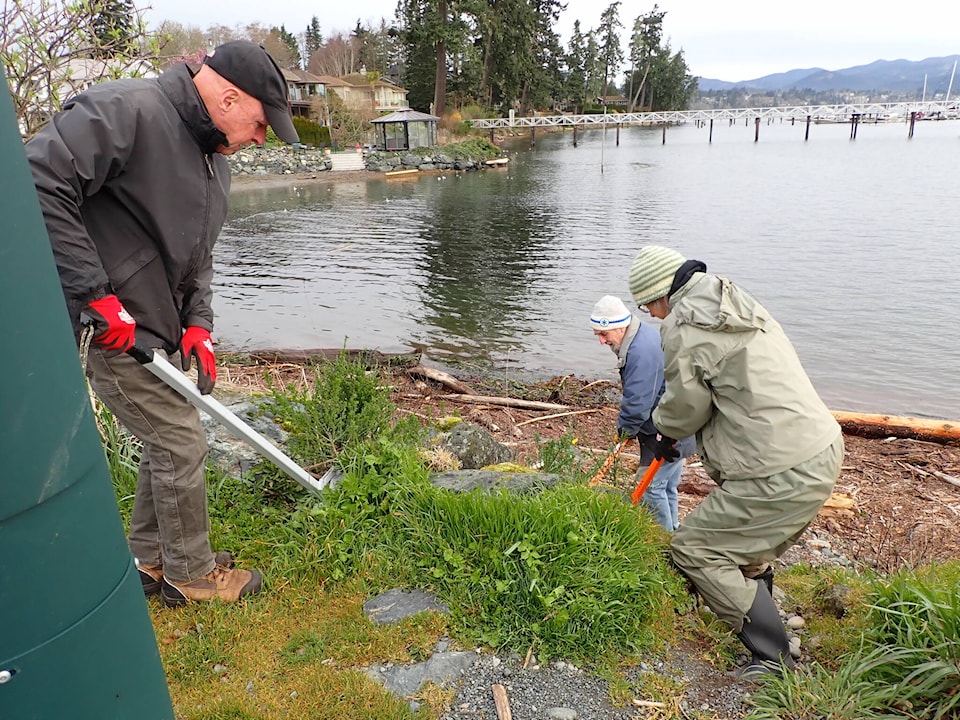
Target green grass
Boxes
[95,356,960,719]
[747,564,960,720]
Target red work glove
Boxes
[85,294,136,355]
[180,326,216,395]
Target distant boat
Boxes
[484,157,509,167]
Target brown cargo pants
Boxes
[86,347,216,584]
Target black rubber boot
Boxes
[735,580,794,679]
[753,565,774,596]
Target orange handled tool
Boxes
[588,439,628,486]
[631,457,664,505]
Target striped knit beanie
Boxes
[590,295,632,331]
[629,246,687,306]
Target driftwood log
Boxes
[408,365,475,394]
[832,411,960,444]
[438,393,569,412]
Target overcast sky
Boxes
[143,0,960,82]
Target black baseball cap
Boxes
[204,40,299,144]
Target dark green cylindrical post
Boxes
[0,70,175,719]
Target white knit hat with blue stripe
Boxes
[590,296,632,331]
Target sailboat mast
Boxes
[946,60,958,103]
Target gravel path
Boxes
[435,645,755,720]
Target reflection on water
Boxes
[215,120,960,419]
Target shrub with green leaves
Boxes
[537,432,584,478]
[266,354,396,470]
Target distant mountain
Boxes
[698,55,960,94]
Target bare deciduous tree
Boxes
[2,0,158,137]
[308,32,356,78]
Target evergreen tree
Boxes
[584,32,604,105]
[597,2,623,100]
[304,16,323,66]
[398,0,469,114]
[275,24,301,69]
[625,4,665,111]
[622,7,696,112]
[91,0,138,58]
[519,0,564,113]
[564,21,589,113]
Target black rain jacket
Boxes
[26,64,231,352]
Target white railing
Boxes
[468,101,959,129]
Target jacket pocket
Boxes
[107,246,161,290]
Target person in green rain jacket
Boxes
[628,245,843,677]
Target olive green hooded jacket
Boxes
[652,272,840,482]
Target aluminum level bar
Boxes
[127,345,328,494]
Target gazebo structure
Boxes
[370,108,439,151]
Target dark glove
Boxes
[616,427,634,442]
[180,326,216,395]
[84,294,136,355]
[653,433,679,462]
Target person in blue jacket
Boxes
[590,295,694,530]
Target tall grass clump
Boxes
[92,394,140,519]
[388,481,686,662]
[747,562,960,720]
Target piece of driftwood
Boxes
[514,408,601,428]
[439,393,569,412]
[832,411,960,443]
[492,684,513,720]
[899,461,960,488]
[819,492,857,517]
[246,348,421,367]
[408,365,474,394]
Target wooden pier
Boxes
[471,101,958,144]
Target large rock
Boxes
[366,651,478,698]
[432,421,512,469]
[199,395,288,478]
[430,469,562,494]
[363,588,449,625]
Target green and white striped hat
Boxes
[629,246,686,306]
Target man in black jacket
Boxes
[27,41,299,606]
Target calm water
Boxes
[215,118,959,419]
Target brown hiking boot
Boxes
[137,551,235,597]
[161,564,263,607]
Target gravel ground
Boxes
[436,645,755,720]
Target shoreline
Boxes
[230,168,378,192]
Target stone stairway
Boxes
[328,150,367,171]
